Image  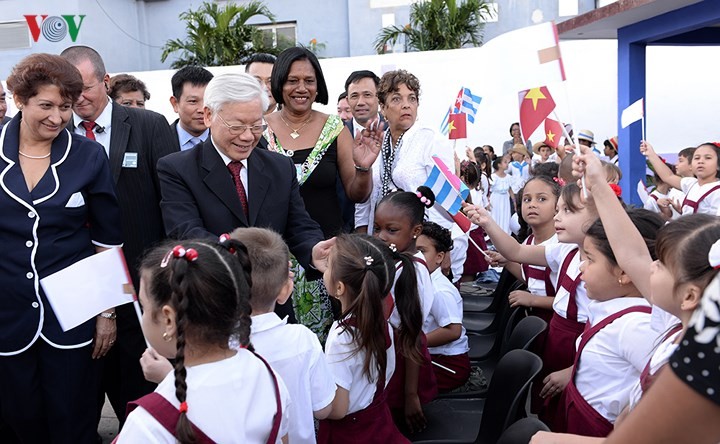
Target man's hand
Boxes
[311,237,336,273]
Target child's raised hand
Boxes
[540,366,573,399]
[462,201,491,227]
[465,146,475,162]
[571,144,605,191]
[639,140,656,157]
[140,348,173,384]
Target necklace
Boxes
[279,112,312,139]
[19,150,51,159]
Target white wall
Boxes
[113,38,717,157]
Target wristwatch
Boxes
[98,311,117,320]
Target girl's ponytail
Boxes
[392,249,423,364]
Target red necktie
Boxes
[81,121,96,141]
[227,161,249,218]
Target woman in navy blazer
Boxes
[0,54,123,443]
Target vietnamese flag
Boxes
[448,113,467,140]
[519,86,556,142]
[543,117,563,148]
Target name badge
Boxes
[122,152,138,168]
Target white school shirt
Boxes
[627,329,681,409]
[118,350,291,443]
[643,189,681,219]
[545,242,591,323]
[251,313,336,444]
[508,161,530,193]
[680,177,720,215]
[574,298,657,423]
[650,305,681,333]
[389,251,435,329]
[522,233,559,297]
[325,318,396,414]
[426,268,470,356]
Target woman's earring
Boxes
[413,235,417,239]
[162,332,172,342]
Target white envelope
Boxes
[65,192,85,208]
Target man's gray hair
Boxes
[204,73,269,114]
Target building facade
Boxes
[0,0,600,77]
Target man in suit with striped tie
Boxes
[61,45,177,433]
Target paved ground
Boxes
[99,397,120,443]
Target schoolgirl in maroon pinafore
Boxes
[319,235,412,444]
[557,305,652,437]
[371,186,443,432]
[677,143,720,215]
[534,246,587,426]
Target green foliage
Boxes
[374,0,493,54]
[161,1,277,68]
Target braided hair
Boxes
[139,239,253,444]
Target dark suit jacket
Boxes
[169,119,181,152]
[157,140,324,272]
[70,103,177,286]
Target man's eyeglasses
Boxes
[217,114,267,135]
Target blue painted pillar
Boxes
[617,30,646,206]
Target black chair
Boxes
[466,305,524,362]
[496,418,550,444]
[443,313,543,399]
[463,271,524,334]
[411,350,543,444]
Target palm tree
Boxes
[161,1,276,68]
[374,0,493,54]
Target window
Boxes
[256,22,296,49]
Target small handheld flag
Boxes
[448,113,467,140]
[519,86,556,142]
[621,98,644,128]
[543,117,563,148]
[423,156,472,232]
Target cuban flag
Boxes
[458,87,482,123]
[440,87,482,135]
[423,156,472,232]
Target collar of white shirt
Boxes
[586,297,651,327]
[211,135,248,170]
[250,312,288,335]
[73,96,112,131]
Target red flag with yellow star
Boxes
[518,86,556,142]
[448,113,467,140]
[543,117,563,148]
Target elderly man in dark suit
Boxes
[60,45,177,431]
[157,73,332,289]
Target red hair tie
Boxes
[553,177,566,186]
[218,233,236,254]
[161,245,199,268]
[609,184,622,197]
[179,401,188,413]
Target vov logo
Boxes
[24,15,86,43]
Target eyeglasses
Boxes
[216,114,267,135]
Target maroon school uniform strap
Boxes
[126,351,283,444]
[521,235,557,297]
[126,393,216,444]
[571,305,653,378]
[649,193,659,201]
[639,322,684,393]
[682,183,720,214]
[557,248,581,320]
